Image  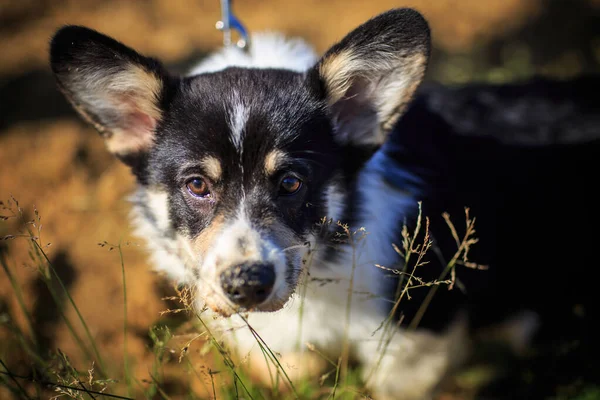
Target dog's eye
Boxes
[186,178,211,198]
[279,176,302,195]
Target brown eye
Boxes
[279,176,302,195]
[186,178,211,198]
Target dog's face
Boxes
[143,69,344,314]
[50,9,430,316]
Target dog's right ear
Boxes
[50,26,171,161]
[309,8,430,148]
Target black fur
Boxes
[50,26,163,75]
[49,13,429,248]
[322,8,430,63]
[145,67,343,239]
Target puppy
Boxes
[49,7,600,399]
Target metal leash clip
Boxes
[215,0,250,50]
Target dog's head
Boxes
[50,9,430,316]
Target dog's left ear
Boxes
[50,26,170,160]
[310,8,430,147]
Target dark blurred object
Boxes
[385,75,600,398]
[0,70,74,130]
[429,0,600,83]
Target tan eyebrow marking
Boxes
[201,156,222,181]
[264,150,289,176]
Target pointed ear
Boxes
[50,26,170,159]
[311,8,430,147]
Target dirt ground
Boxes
[1,1,599,399]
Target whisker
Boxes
[281,244,309,252]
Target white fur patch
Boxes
[228,95,249,150]
[324,181,345,223]
[145,190,171,232]
[130,189,193,284]
[189,32,318,75]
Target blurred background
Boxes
[1,1,599,399]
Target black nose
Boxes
[220,262,275,308]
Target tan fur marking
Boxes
[103,64,162,155]
[379,53,427,131]
[319,49,357,104]
[105,127,156,155]
[264,149,289,176]
[122,64,162,120]
[320,49,428,145]
[201,156,223,181]
[193,215,225,255]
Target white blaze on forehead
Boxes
[228,95,249,150]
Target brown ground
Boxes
[1,1,598,399]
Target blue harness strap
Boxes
[375,150,429,199]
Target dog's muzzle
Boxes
[220,262,276,308]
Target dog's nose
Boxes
[220,262,275,308]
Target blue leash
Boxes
[216,0,250,50]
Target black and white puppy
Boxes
[49,7,600,400]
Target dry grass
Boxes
[1,196,488,399]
